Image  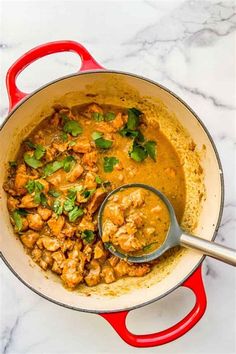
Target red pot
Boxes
[0,40,224,347]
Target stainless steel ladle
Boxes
[98,183,236,266]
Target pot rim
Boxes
[0,70,224,313]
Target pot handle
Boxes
[100,266,206,347]
[6,40,104,111]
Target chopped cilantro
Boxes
[48,190,61,198]
[43,160,64,177]
[92,112,104,122]
[103,156,119,172]
[53,199,63,216]
[63,120,83,137]
[91,131,102,140]
[144,141,157,161]
[63,155,76,172]
[68,206,83,222]
[81,230,95,244]
[24,153,43,169]
[127,108,142,130]
[104,112,115,121]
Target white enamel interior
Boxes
[0,72,223,312]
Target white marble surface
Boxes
[0,0,236,353]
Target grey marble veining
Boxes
[0,1,236,353]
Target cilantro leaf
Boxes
[82,189,95,200]
[64,199,75,212]
[25,180,35,194]
[43,160,64,177]
[53,200,63,216]
[91,131,102,140]
[104,112,115,121]
[68,206,83,222]
[24,153,43,169]
[103,157,119,172]
[144,141,157,161]
[63,120,83,137]
[48,190,61,198]
[81,230,95,244]
[60,132,68,142]
[95,138,113,149]
[129,144,147,162]
[92,112,104,122]
[12,210,23,232]
[40,193,48,207]
[127,108,142,130]
[95,176,103,184]
[34,144,46,160]
[63,155,76,172]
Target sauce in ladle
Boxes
[101,186,170,256]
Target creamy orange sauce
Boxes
[3,103,186,290]
[102,187,170,255]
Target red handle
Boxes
[6,40,104,111]
[101,266,206,347]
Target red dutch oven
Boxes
[0,40,224,347]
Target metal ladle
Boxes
[98,183,236,266]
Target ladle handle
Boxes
[180,233,236,266]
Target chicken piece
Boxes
[51,250,66,275]
[37,206,52,221]
[61,239,75,253]
[83,172,97,190]
[108,255,119,268]
[126,211,145,228]
[114,260,150,278]
[111,112,124,131]
[39,236,60,251]
[41,250,53,267]
[45,146,57,162]
[31,246,42,262]
[52,261,63,275]
[83,244,93,262]
[37,179,49,193]
[102,219,118,242]
[21,218,29,231]
[78,215,96,231]
[105,203,124,226]
[87,103,103,114]
[68,242,83,260]
[112,232,143,253]
[151,205,162,216]
[52,250,66,265]
[143,227,156,238]
[72,137,92,153]
[84,259,101,287]
[21,231,40,249]
[61,259,83,288]
[126,264,150,277]
[101,265,116,284]
[67,163,84,183]
[39,259,48,270]
[95,122,115,133]
[46,170,66,187]
[47,215,65,236]
[52,141,69,153]
[123,189,147,209]
[94,240,106,260]
[7,196,19,212]
[87,188,107,214]
[62,222,76,238]
[82,151,98,168]
[14,164,28,195]
[19,194,39,208]
[27,213,44,231]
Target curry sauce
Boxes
[3,103,186,290]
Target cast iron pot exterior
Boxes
[0,41,224,347]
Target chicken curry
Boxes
[102,187,170,256]
[3,103,185,289]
